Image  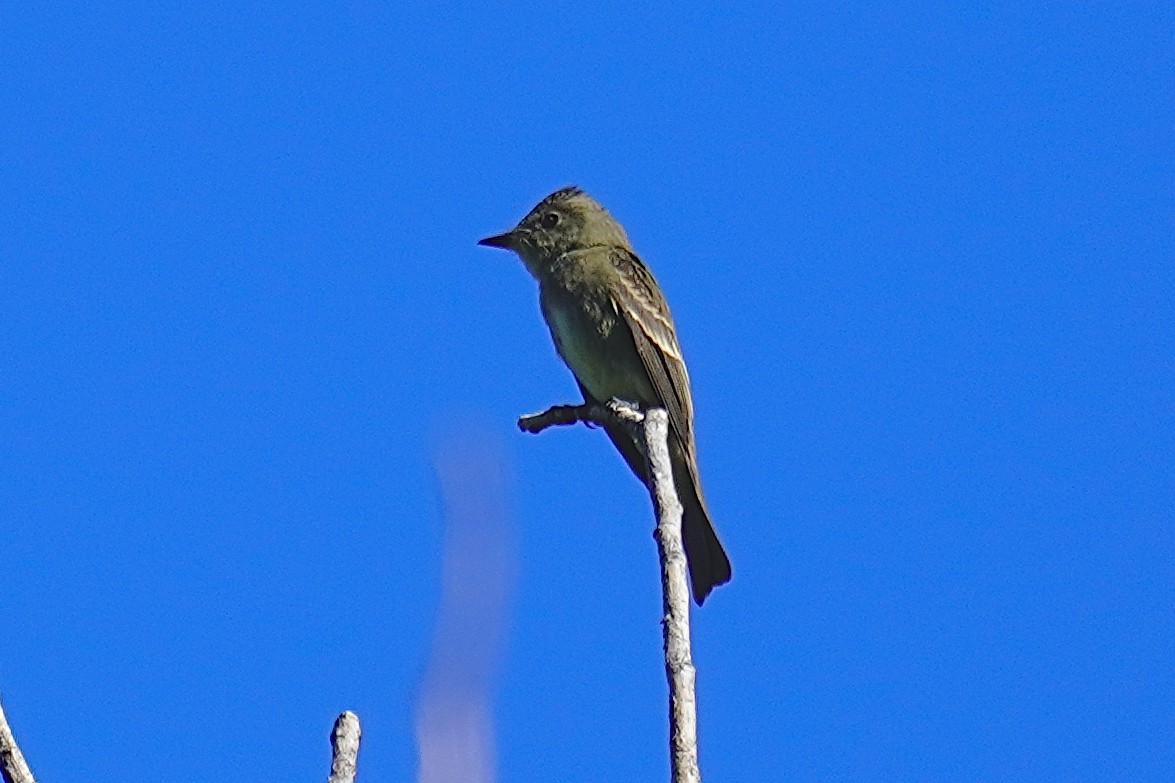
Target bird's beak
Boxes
[477,231,516,250]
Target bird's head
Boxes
[478,186,630,275]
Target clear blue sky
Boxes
[2,3,1172,781]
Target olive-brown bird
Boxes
[478,186,731,604]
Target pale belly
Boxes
[543,294,656,405]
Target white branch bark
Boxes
[0,696,36,783]
[327,711,361,783]
[519,401,701,783]
[643,409,700,783]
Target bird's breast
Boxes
[541,289,655,405]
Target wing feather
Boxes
[608,247,695,448]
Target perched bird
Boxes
[478,186,731,604]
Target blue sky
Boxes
[2,3,1172,781]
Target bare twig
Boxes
[0,696,37,783]
[517,404,589,432]
[643,409,700,783]
[518,401,701,783]
[327,711,361,783]
[517,399,644,435]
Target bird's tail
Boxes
[600,419,732,605]
[678,468,732,605]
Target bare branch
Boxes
[517,399,646,436]
[327,711,360,783]
[518,400,701,782]
[0,696,36,783]
[643,409,700,783]
[517,404,590,433]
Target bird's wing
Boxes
[608,246,695,447]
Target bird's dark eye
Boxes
[540,212,560,229]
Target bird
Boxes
[478,186,731,604]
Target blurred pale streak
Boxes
[416,424,516,783]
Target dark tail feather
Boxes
[599,417,732,605]
[680,479,732,605]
